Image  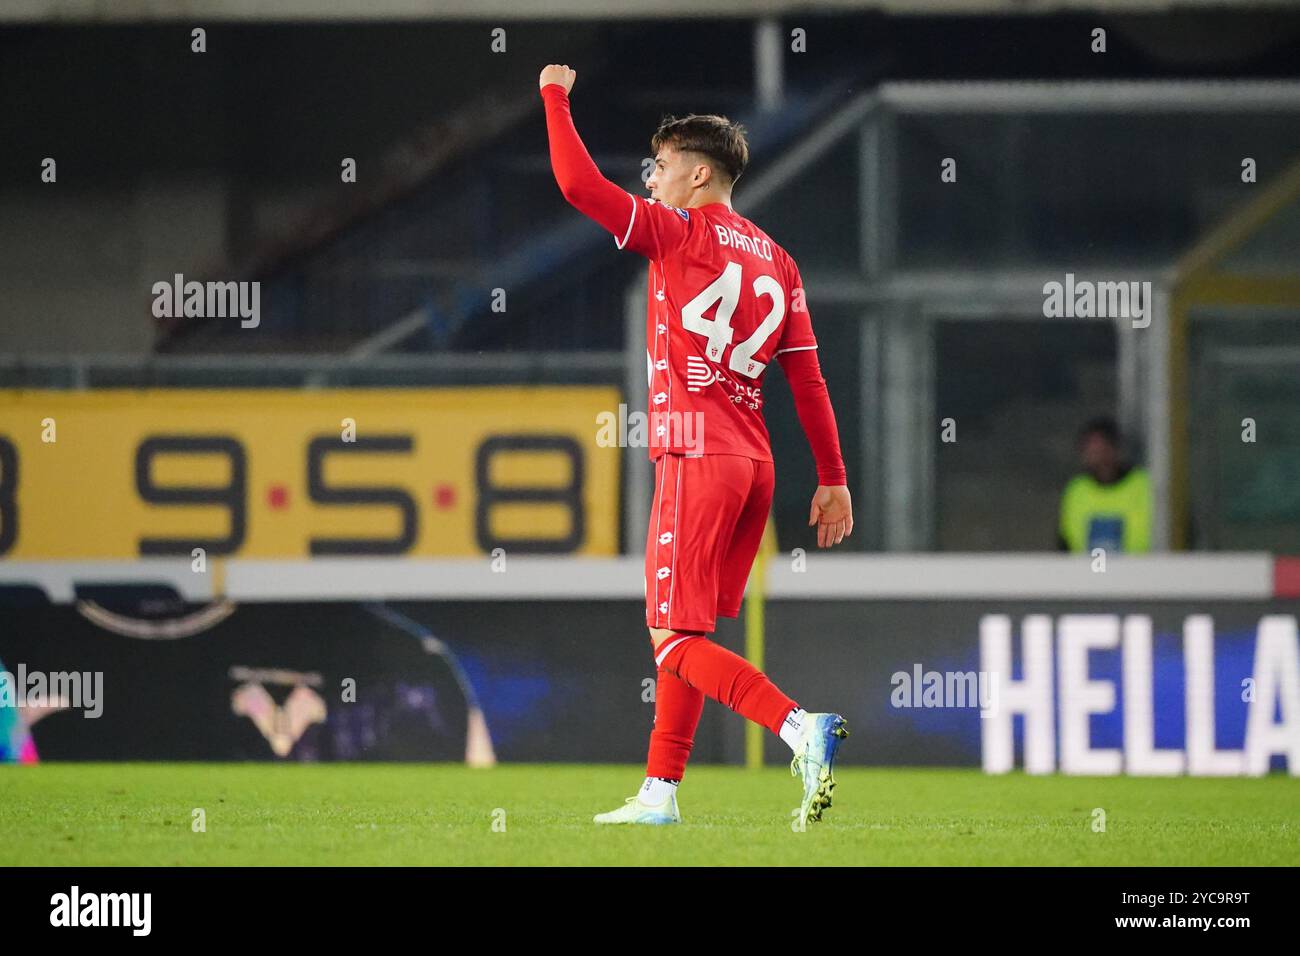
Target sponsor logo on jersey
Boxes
[686,355,719,393]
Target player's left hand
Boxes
[809,484,853,548]
[539,64,577,94]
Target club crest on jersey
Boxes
[650,198,690,222]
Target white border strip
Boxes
[0,554,1275,603]
[225,557,646,601]
[0,560,214,603]
[765,553,1275,600]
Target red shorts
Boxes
[645,452,775,634]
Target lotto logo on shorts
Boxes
[658,532,673,544]
[656,567,671,580]
[658,602,669,614]
[653,391,667,405]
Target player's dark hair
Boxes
[651,113,749,188]
[1078,415,1121,447]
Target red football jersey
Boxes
[614,196,818,462]
[540,82,844,483]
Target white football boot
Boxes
[593,790,681,825]
[790,713,850,826]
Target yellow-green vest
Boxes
[1059,467,1151,553]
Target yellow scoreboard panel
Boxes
[0,388,621,558]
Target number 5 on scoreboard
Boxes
[680,260,785,379]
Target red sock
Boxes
[658,635,797,736]
[645,666,705,780]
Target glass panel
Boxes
[1190,312,1300,551]
[934,317,1117,551]
[895,111,1300,271]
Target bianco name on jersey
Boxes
[713,224,774,262]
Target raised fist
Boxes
[539,64,577,94]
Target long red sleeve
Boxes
[541,84,640,238]
[778,348,848,486]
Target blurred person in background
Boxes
[1058,416,1152,554]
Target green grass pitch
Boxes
[2,764,1296,866]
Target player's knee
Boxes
[649,627,709,653]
